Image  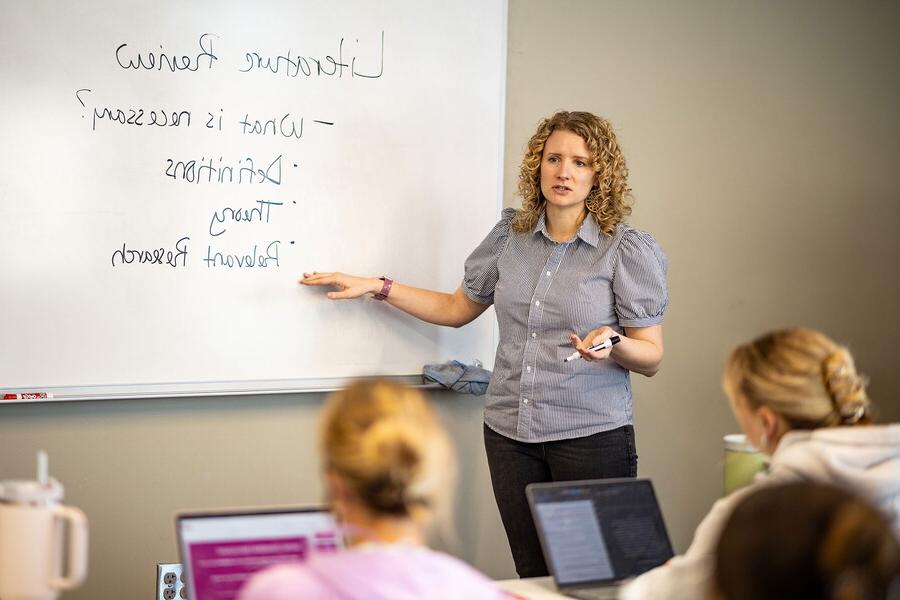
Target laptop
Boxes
[176,507,343,600]
[526,478,674,600]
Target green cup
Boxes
[723,434,767,495]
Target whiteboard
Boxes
[0,0,505,398]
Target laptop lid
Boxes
[526,478,674,589]
[176,507,342,600]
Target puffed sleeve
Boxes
[462,207,516,305]
[613,228,669,327]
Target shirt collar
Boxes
[534,211,601,248]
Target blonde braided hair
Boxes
[724,328,872,429]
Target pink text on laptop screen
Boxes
[189,532,339,599]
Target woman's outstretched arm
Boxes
[300,272,490,328]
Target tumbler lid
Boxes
[0,478,64,504]
[724,433,759,453]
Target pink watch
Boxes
[373,276,393,301]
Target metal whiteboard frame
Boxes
[1,375,443,404]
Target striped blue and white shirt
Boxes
[463,208,668,443]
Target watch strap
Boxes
[373,276,393,301]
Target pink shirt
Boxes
[239,544,506,600]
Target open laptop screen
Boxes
[176,507,341,600]
[527,478,673,587]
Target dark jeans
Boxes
[483,423,638,578]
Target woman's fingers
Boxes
[571,329,615,361]
[299,272,341,286]
[300,271,326,280]
[327,290,353,299]
[585,328,614,360]
[300,271,375,300]
[585,346,613,360]
[570,334,594,361]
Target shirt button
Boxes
[526,366,532,372]
[523,398,529,405]
[531,332,537,338]
[535,300,540,306]
[546,271,552,277]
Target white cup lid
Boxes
[0,478,64,504]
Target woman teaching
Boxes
[301,111,668,577]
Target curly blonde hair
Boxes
[723,328,873,430]
[512,111,632,236]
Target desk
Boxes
[496,577,569,599]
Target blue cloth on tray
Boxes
[422,360,492,395]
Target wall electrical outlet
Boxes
[156,562,187,600]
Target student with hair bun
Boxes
[622,327,900,600]
[239,379,503,600]
[713,481,900,600]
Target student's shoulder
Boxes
[238,563,323,600]
[413,547,506,597]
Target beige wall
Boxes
[1,1,899,597]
